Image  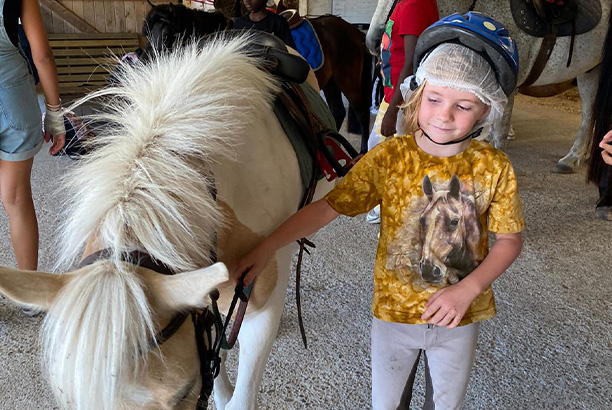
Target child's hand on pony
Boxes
[421,280,480,328]
[599,129,612,166]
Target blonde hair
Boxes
[399,80,427,135]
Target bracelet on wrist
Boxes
[45,99,62,112]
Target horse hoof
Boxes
[595,207,612,221]
[553,163,574,174]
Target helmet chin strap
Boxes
[420,127,483,146]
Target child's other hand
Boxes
[421,281,480,328]
[599,130,612,166]
[232,244,273,286]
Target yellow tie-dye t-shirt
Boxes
[325,135,525,325]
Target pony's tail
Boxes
[587,11,612,184]
[41,263,155,410]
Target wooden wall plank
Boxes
[94,0,106,31]
[71,1,85,20]
[115,1,126,32]
[104,1,115,32]
[135,1,148,35]
[124,2,136,32]
[41,0,98,33]
[41,4,54,32]
[43,1,165,34]
[83,1,96,32]
[62,1,75,33]
[52,11,66,33]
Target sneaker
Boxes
[366,205,381,224]
[22,306,43,317]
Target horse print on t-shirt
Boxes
[386,174,482,287]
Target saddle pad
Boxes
[274,83,337,189]
[510,0,602,37]
[290,19,324,71]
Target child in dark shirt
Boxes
[233,0,296,49]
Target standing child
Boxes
[234,12,525,410]
[233,0,296,49]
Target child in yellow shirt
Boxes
[234,12,525,409]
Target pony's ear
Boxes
[422,175,433,200]
[147,262,229,311]
[0,267,71,310]
[147,0,155,9]
[449,175,461,199]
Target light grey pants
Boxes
[371,318,480,410]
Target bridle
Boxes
[78,248,251,409]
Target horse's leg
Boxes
[490,92,515,148]
[554,65,601,174]
[224,245,293,410]
[322,80,346,131]
[335,75,372,154]
[213,350,233,409]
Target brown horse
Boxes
[304,15,373,154]
[144,2,373,153]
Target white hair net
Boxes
[400,43,507,127]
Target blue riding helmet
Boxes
[414,12,519,96]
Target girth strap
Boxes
[520,26,558,87]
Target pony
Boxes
[367,0,611,174]
[587,8,612,220]
[144,2,373,154]
[0,35,332,410]
[142,2,229,54]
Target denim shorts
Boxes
[0,75,43,161]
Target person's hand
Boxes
[45,132,66,155]
[380,108,398,137]
[421,280,480,328]
[43,106,67,155]
[232,243,274,286]
[599,129,612,166]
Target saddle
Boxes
[279,8,304,29]
[279,9,325,71]
[512,0,602,87]
[225,29,311,83]
[511,0,601,37]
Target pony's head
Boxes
[142,3,228,57]
[419,175,481,285]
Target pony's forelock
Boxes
[42,263,155,410]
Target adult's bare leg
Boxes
[0,158,38,270]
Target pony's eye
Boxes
[449,218,459,228]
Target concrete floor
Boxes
[0,94,610,409]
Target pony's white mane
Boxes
[57,34,279,272]
[45,35,280,409]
